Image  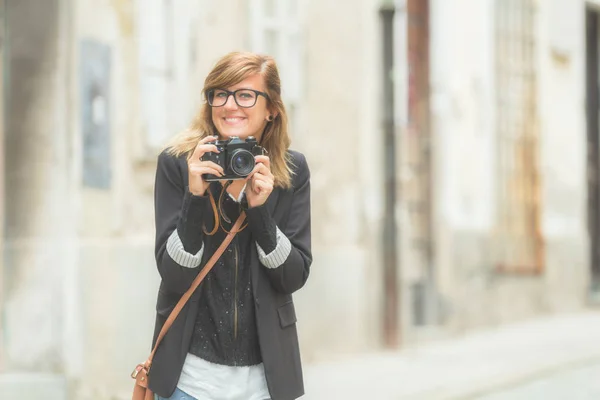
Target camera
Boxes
[201,136,264,181]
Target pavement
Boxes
[476,360,600,400]
[302,310,600,400]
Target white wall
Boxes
[3,0,74,373]
[70,1,251,397]
[427,0,589,333]
[292,0,386,361]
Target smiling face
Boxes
[211,74,271,141]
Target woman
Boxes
[150,51,311,400]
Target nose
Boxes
[223,93,239,110]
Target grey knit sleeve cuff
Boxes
[166,229,204,268]
[256,227,292,269]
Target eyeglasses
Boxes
[206,88,269,108]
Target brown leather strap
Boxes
[145,212,247,367]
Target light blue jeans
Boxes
[155,387,271,400]
[155,387,196,400]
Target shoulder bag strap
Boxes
[145,211,246,367]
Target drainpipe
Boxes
[0,0,6,373]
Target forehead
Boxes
[227,74,265,91]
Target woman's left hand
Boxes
[245,155,274,208]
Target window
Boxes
[494,0,543,273]
[249,0,305,137]
[135,0,199,153]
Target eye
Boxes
[238,91,255,99]
[215,91,228,98]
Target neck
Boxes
[221,179,246,200]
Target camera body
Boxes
[201,136,264,181]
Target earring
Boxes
[267,115,274,122]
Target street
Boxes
[302,312,600,400]
[475,361,600,400]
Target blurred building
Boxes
[0,0,598,399]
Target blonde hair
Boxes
[166,51,293,188]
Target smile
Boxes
[224,117,246,124]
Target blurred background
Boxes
[1,0,600,399]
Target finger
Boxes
[190,161,224,175]
[191,145,222,164]
[190,165,223,175]
[200,161,224,175]
[250,163,273,179]
[251,173,273,187]
[190,137,208,161]
[190,145,223,167]
[254,155,270,169]
[200,134,219,144]
[248,170,264,182]
[251,172,274,186]
[191,135,219,161]
[189,165,223,177]
[252,179,272,194]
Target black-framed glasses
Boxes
[206,88,269,108]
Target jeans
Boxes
[155,387,271,400]
[155,387,196,400]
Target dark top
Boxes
[184,181,263,366]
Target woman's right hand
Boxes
[187,135,224,196]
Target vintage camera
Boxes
[201,136,264,181]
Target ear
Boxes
[266,110,278,121]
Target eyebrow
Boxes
[220,87,261,91]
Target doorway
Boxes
[586,5,600,296]
[0,0,5,372]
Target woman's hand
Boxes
[187,136,224,196]
[245,155,274,208]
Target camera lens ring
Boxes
[229,149,256,177]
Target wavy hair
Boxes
[166,51,293,188]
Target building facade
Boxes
[0,0,597,398]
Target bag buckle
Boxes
[131,364,144,379]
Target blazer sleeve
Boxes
[245,152,312,294]
[154,150,211,294]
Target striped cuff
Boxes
[166,229,204,268]
[256,227,292,269]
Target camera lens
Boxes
[230,149,255,176]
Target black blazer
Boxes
[148,149,312,400]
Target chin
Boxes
[220,132,243,139]
[220,131,252,139]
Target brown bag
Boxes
[131,212,247,400]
